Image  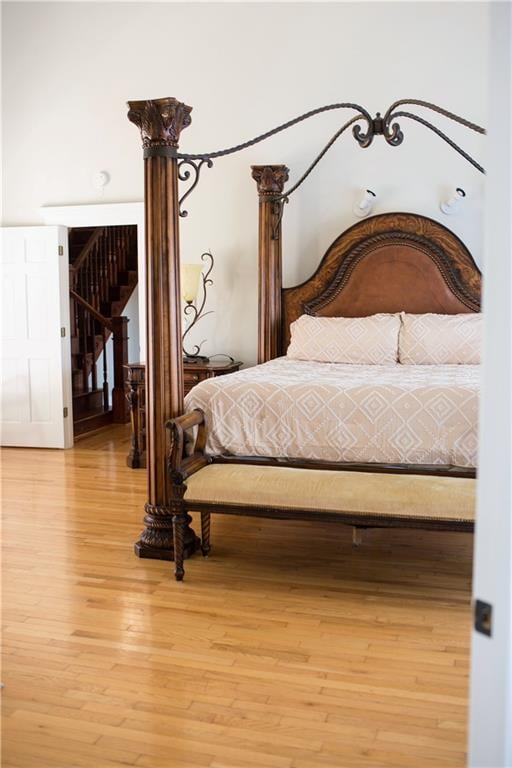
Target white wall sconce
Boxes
[93,170,111,190]
[440,187,466,215]
[353,189,377,218]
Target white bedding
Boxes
[185,357,479,467]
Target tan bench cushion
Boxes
[184,465,475,523]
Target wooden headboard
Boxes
[281,212,481,351]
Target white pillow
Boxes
[287,313,401,365]
[399,312,481,364]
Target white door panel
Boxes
[1,226,73,448]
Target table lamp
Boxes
[181,251,214,363]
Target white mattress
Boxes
[185,357,479,467]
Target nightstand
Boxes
[183,359,242,395]
[125,359,242,468]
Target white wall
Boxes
[469,3,512,765]
[124,289,140,365]
[2,1,488,365]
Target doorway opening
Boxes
[69,224,138,438]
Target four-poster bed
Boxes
[127,97,485,578]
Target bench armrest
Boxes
[166,409,210,483]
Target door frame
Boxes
[469,3,512,765]
[41,202,146,360]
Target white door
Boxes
[1,226,73,448]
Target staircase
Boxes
[69,225,138,437]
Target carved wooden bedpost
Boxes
[127,97,199,561]
[251,165,289,363]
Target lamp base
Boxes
[183,354,210,364]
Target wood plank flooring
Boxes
[2,426,473,767]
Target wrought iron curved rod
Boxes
[383,99,486,135]
[182,307,213,357]
[189,258,213,324]
[282,114,366,199]
[388,110,485,174]
[176,102,373,161]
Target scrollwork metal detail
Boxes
[178,158,213,217]
[271,198,288,241]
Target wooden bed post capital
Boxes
[127,97,192,150]
[128,97,200,561]
[252,165,289,197]
[251,164,289,364]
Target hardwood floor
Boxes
[2,426,473,767]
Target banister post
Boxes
[125,363,146,468]
[127,97,200,561]
[111,315,130,423]
[251,165,289,363]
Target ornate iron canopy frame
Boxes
[171,98,485,221]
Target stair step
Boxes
[71,338,103,358]
[117,269,138,286]
[103,280,137,316]
[73,409,113,438]
[73,388,105,401]
[71,355,94,376]
[72,388,106,418]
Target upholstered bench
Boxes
[171,461,475,581]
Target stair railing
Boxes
[69,228,106,298]
[70,290,129,423]
[70,225,138,312]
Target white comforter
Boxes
[185,357,479,467]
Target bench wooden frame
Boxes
[167,411,475,581]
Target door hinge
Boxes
[58,245,64,256]
[474,599,493,637]
[63,407,69,418]
[61,327,66,337]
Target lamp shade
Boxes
[181,263,202,303]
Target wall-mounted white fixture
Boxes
[93,170,111,190]
[353,189,376,218]
[440,187,466,215]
